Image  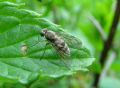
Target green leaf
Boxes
[0,2,95,84]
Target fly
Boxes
[40,29,70,57]
[40,29,71,69]
[27,28,82,69]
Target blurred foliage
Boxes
[0,0,120,88]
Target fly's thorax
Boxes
[45,30,57,41]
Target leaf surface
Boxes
[0,2,95,84]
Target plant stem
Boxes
[100,51,116,82]
[88,14,106,42]
[100,0,120,68]
[93,0,120,87]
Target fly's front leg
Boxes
[40,43,49,60]
[28,35,46,49]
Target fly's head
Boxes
[40,29,48,37]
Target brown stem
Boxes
[100,0,120,67]
[93,0,120,87]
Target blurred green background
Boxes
[0,0,120,88]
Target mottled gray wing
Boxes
[57,31,82,49]
[50,43,71,69]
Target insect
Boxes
[28,28,82,69]
[40,29,70,57]
[40,29,71,69]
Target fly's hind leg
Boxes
[60,54,71,70]
[55,50,71,70]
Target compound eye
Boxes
[40,31,44,36]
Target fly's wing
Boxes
[56,31,82,49]
[54,31,83,69]
[50,43,71,70]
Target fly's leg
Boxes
[58,51,71,70]
[41,44,71,70]
[40,43,49,60]
[28,35,41,49]
[53,48,71,70]
[51,44,71,70]
[60,57,70,70]
[50,44,71,70]
[28,35,46,49]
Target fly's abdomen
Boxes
[54,39,70,55]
